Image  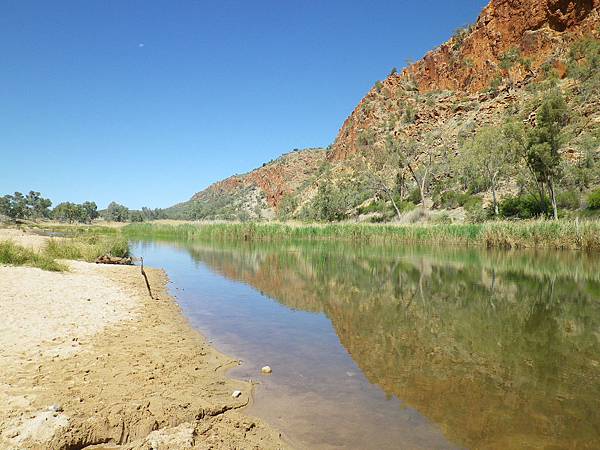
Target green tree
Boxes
[52,202,82,223]
[1,192,29,219]
[105,202,130,222]
[129,210,144,222]
[312,182,347,222]
[81,201,99,222]
[461,127,513,216]
[525,91,569,219]
[25,191,52,219]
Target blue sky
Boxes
[0,0,488,209]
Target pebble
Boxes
[261,366,272,374]
[48,404,63,412]
[232,390,242,398]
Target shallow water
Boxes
[132,239,600,449]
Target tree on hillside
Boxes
[386,136,437,209]
[105,202,130,222]
[461,127,513,216]
[525,91,569,220]
[505,90,569,220]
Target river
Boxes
[131,238,600,449]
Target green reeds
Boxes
[123,220,600,252]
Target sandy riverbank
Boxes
[0,229,288,449]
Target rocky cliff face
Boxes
[171,148,326,220]
[405,0,600,94]
[330,0,600,162]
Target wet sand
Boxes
[0,229,288,449]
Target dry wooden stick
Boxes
[140,257,154,299]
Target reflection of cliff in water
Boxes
[182,241,600,449]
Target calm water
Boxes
[131,239,600,449]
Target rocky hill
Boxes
[167,148,326,220]
[172,0,600,222]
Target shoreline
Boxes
[0,229,288,449]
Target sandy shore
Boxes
[0,229,288,449]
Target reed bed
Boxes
[123,220,600,252]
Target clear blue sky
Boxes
[0,0,488,209]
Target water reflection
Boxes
[135,239,600,449]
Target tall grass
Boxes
[44,235,130,262]
[0,241,67,271]
[123,220,600,252]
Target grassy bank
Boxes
[45,235,129,262]
[0,233,129,271]
[123,220,600,252]
[0,241,68,271]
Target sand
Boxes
[0,229,289,449]
[0,228,55,252]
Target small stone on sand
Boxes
[261,366,272,374]
[232,390,242,398]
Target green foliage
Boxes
[104,201,130,222]
[389,67,398,76]
[0,241,67,271]
[403,104,416,124]
[0,191,52,220]
[129,211,144,222]
[499,195,550,219]
[556,190,581,210]
[588,189,600,210]
[52,201,98,223]
[464,197,488,223]
[124,220,600,252]
[568,37,600,98]
[436,191,477,210]
[357,129,376,147]
[277,194,298,220]
[499,47,522,71]
[306,182,348,222]
[451,25,472,51]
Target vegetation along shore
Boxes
[123,220,600,252]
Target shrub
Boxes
[557,190,581,210]
[588,189,600,210]
[464,197,488,223]
[436,191,473,209]
[500,195,550,219]
[404,104,416,124]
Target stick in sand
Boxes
[140,257,154,299]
